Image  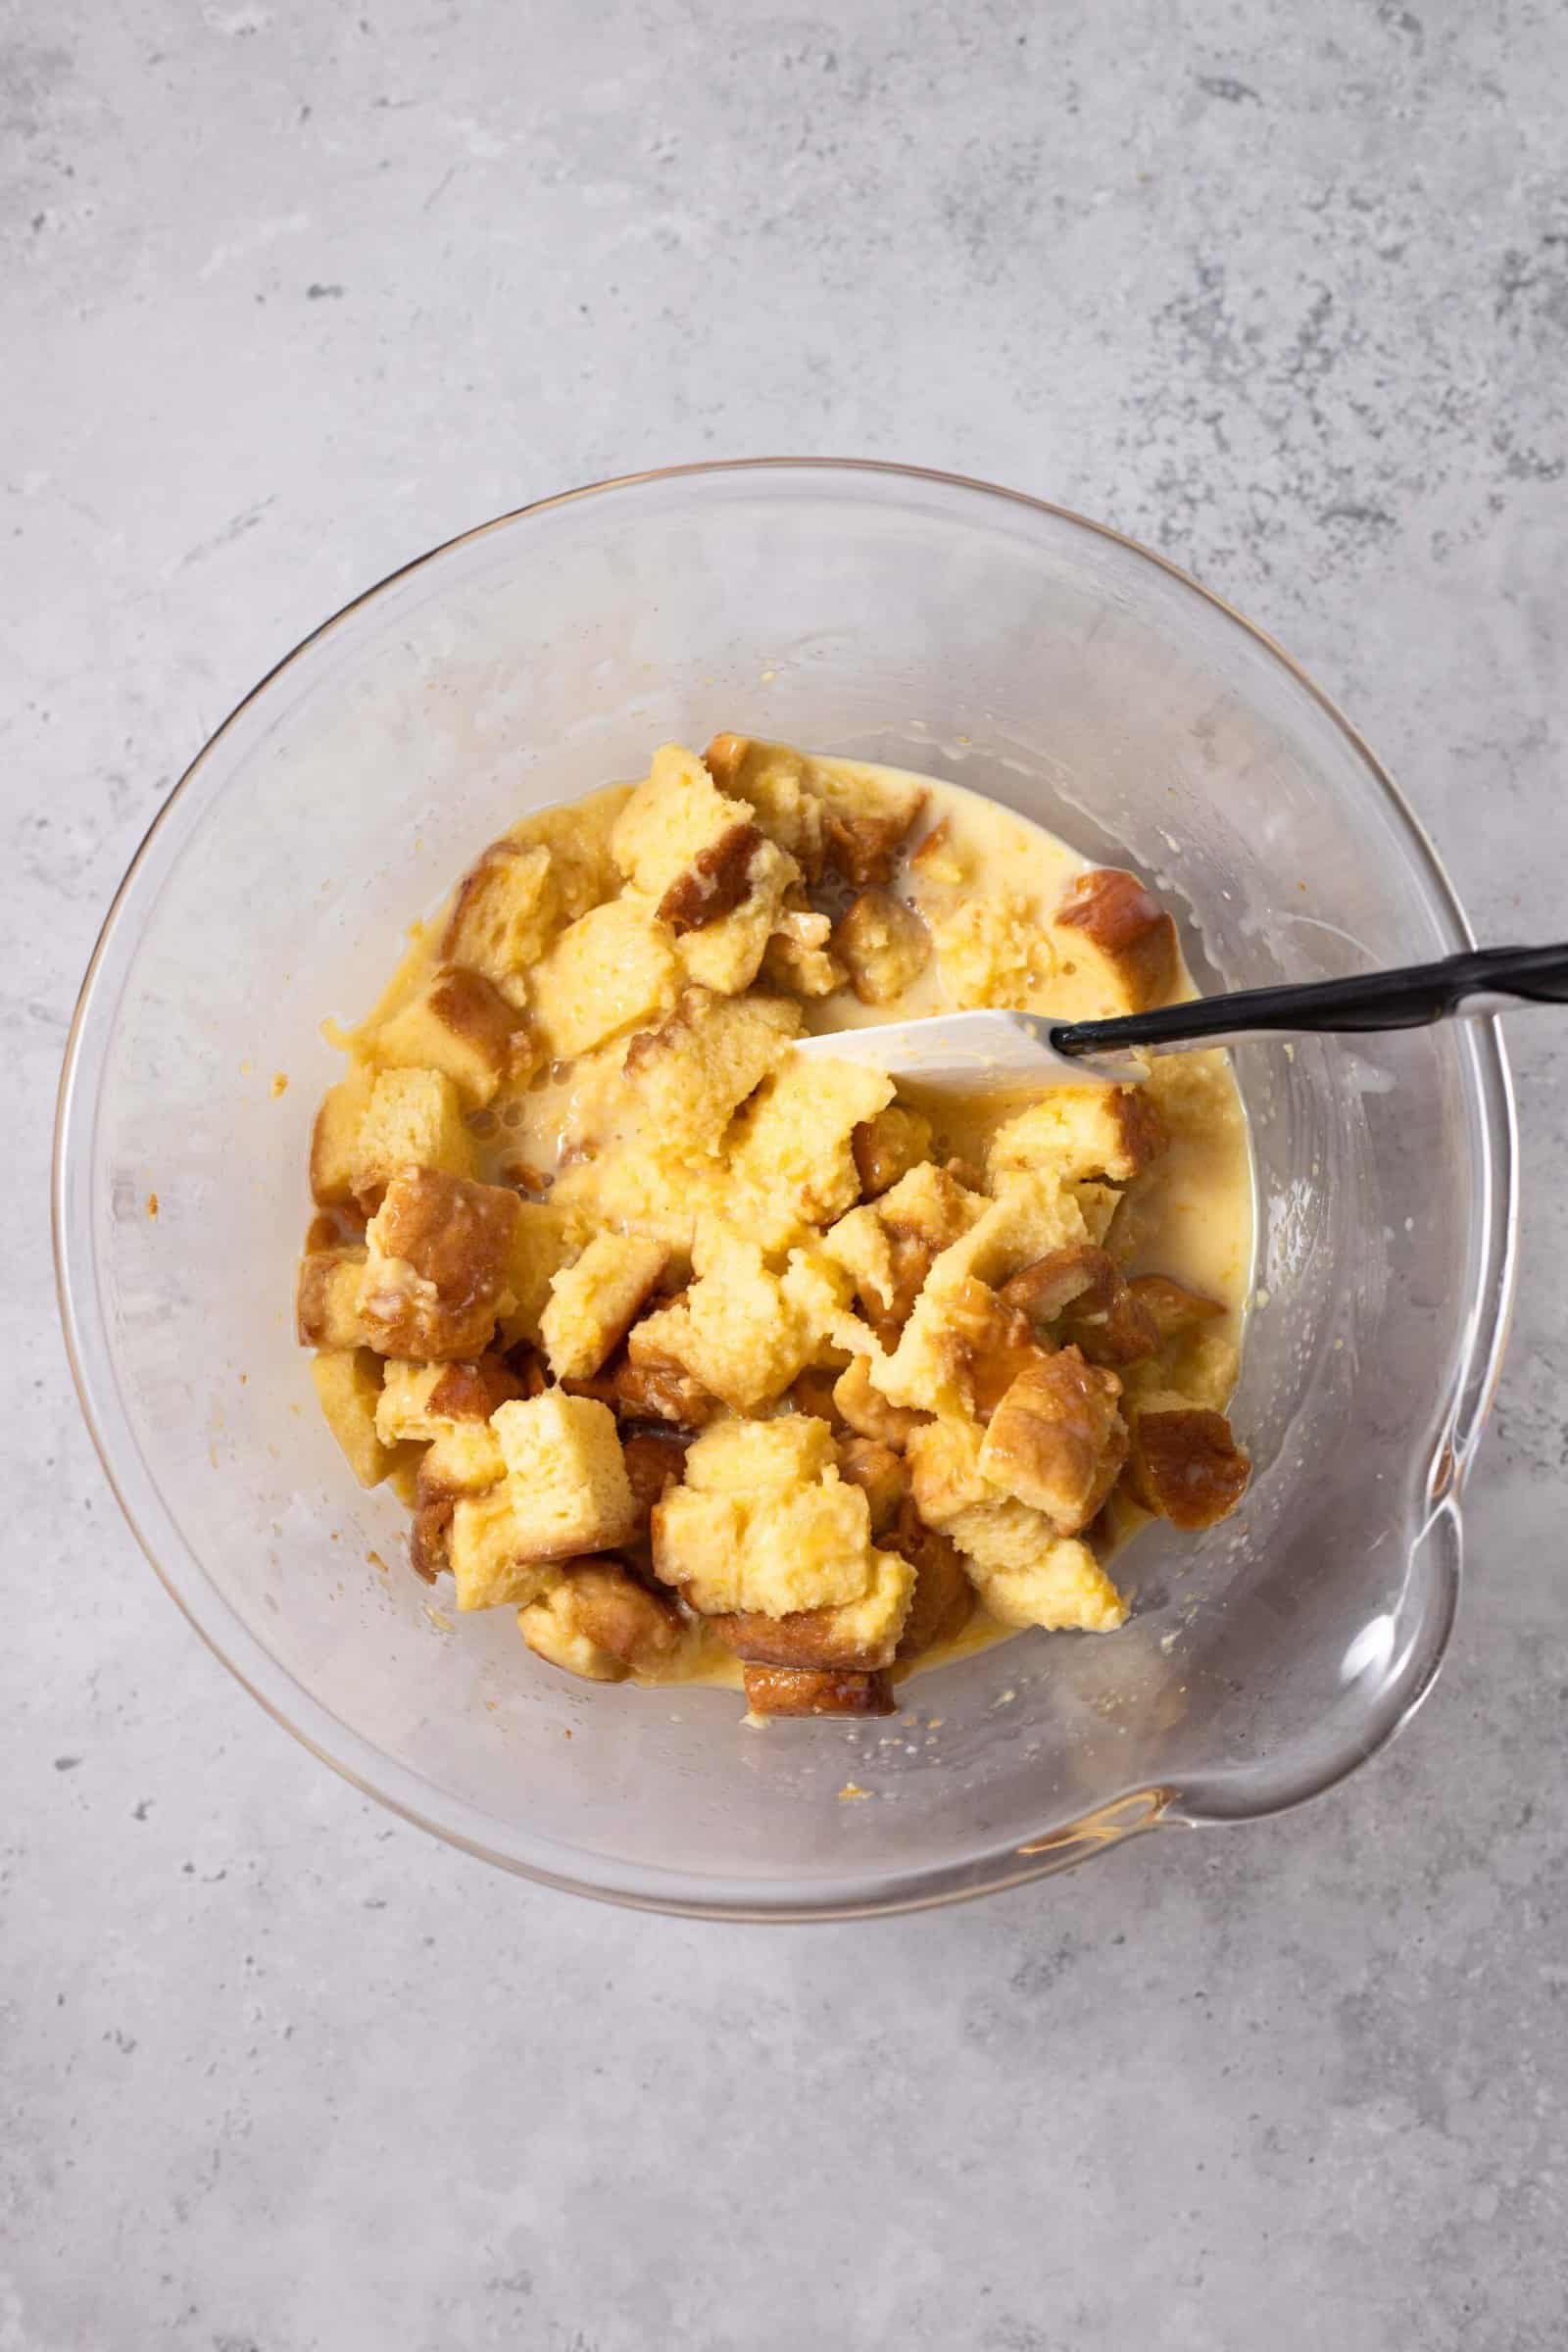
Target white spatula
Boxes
[791,942,1568,1099]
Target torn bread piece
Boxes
[348,1067,474,1209]
[977,1348,1129,1536]
[832,888,930,1005]
[1127,1392,1250,1529]
[743,1665,898,1718]
[988,1086,1167,1188]
[540,1232,670,1382]
[441,838,560,1000]
[621,987,801,1154]
[368,965,534,1108]
[529,898,681,1058]
[518,1558,685,1683]
[1051,865,1179,1016]
[359,1167,520,1361]
[310,1348,401,1488]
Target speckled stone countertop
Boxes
[7,5,1567,2346]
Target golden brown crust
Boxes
[556,1557,684,1666]
[832,888,930,1004]
[296,1248,373,1348]
[1128,1406,1250,1529]
[851,1105,934,1200]
[835,1437,907,1534]
[410,1500,453,1583]
[1000,1244,1119,1329]
[710,1604,877,1670]
[787,1368,847,1430]
[359,1168,520,1360]
[1054,867,1180,1011]
[1125,1273,1227,1341]
[887,1499,974,1660]
[1067,1284,1160,1369]
[564,1349,719,1430]
[620,1429,690,1524]
[821,797,925,887]
[832,1357,930,1447]
[741,1664,897,1717]
[656,820,764,932]
[426,964,533,1077]
[979,1347,1128,1535]
[425,1354,526,1422]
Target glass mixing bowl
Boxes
[54,462,1516,1919]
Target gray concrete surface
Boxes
[6,2,1568,2345]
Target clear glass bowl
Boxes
[54,462,1516,1919]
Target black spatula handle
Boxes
[1051,942,1568,1058]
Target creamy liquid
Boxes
[339,760,1254,1691]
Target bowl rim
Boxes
[52,456,1519,1920]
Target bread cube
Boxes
[673,832,798,996]
[989,1087,1168,1187]
[967,1538,1129,1633]
[832,888,930,1005]
[529,898,680,1059]
[441,839,559,993]
[851,1104,933,1199]
[570,1352,718,1431]
[887,1500,975,1659]
[621,986,800,1152]
[1127,1394,1250,1528]
[368,964,532,1108]
[835,1436,906,1534]
[518,1558,684,1682]
[653,1471,876,1618]
[360,1167,520,1360]
[761,901,846,999]
[507,790,630,924]
[932,891,1042,1009]
[730,1054,895,1236]
[1051,865,1179,1016]
[874,1269,1049,1422]
[832,1355,930,1448]
[540,1232,670,1381]
[707,1544,914,1669]
[742,1665,897,1717]
[349,1067,473,1207]
[374,1352,522,1445]
[417,1419,508,1500]
[629,1240,851,1412]
[310,1065,376,1205]
[619,1430,689,1524]
[1126,1273,1227,1342]
[310,1348,400,1488]
[815,763,925,887]
[703,734,828,877]
[979,1348,1128,1535]
[449,1487,561,1612]
[612,743,759,901]
[907,815,970,894]
[490,1391,640,1556]
[497,1200,573,1348]
[297,1247,374,1348]
[683,1411,837,1494]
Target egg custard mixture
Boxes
[296,736,1252,1720]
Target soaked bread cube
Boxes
[851,1104,933,1199]
[931,891,1042,1008]
[348,1067,473,1208]
[1127,1392,1250,1528]
[967,1538,1128,1633]
[374,1352,522,1445]
[832,888,930,1005]
[612,743,762,903]
[832,1355,930,1448]
[978,1348,1129,1536]
[887,1501,974,1660]
[368,965,533,1107]
[310,1066,376,1206]
[1051,866,1179,1017]
[672,832,798,996]
[653,1433,882,1618]
[518,1558,685,1683]
[529,898,680,1059]
[816,766,925,887]
[441,839,559,994]
[540,1232,670,1381]
[730,1055,895,1236]
[506,792,630,924]
[489,1391,640,1557]
[683,1411,838,1494]
[297,1246,374,1348]
[417,1419,508,1500]
[310,1348,400,1488]
[707,1544,915,1670]
[835,1436,907,1533]
[703,733,828,877]
[621,987,801,1152]
[989,1086,1167,1188]
[448,1487,562,1612]
[761,899,846,999]
[497,1201,574,1349]
[742,1665,897,1717]
[360,1167,520,1360]
[629,1241,852,1412]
